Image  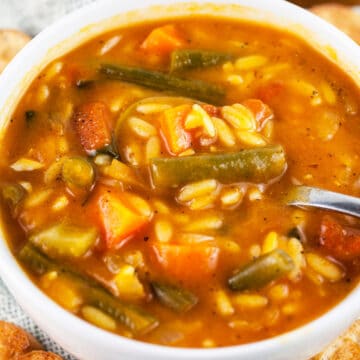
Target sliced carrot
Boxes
[160,104,192,155]
[150,242,220,282]
[89,187,149,249]
[242,99,274,129]
[140,25,186,55]
[319,215,360,260]
[73,101,112,153]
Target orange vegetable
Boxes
[160,104,192,155]
[320,216,360,260]
[242,99,274,130]
[257,82,284,104]
[201,104,220,117]
[73,101,112,153]
[140,25,186,55]
[91,188,149,249]
[150,242,220,282]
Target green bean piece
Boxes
[170,49,233,72]
[19,244,159,335]
[151,282,198,313]
[87,286,158,334]
[228,249,294,291]
[150,145,287,188]
[99,64,225,104]
[62,157,95,189]
[29,223,98,258]
[19,243,56,275]
[1,183,26,208]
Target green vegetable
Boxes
[19,244,159,335]
[170,49,233,72]
[150,145,287,188]
[151,282,198,313]
[19,243,55,275]
[86,286,157,334]
[2,183,26,208]
[95,140,120,159]
[29,223,98,258]
[99,64,225,104]
[62,157,95,189]
[228,249,294,291]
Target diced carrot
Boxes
[201,104,220,117]
[319,215,360,260]
[140,25,186,55]
[160,104,192,155]
[256,82,284,103]
[242,99,274,129]
[150,242,220,282]
[89,187,149,249]
[73,101,112,153]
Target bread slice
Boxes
[19,351,63,360]
[312,319,360,359]
[0,321,62,360]
[0,321,41,359]
[0,29,30,73]
[310,4,360,44]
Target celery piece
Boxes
[30,223,98,258]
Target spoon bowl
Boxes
[285,186,360,218]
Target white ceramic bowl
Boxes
[1,1,360,359]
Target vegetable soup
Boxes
[1,18,360,348]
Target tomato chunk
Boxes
[73,101,111,153]
[141,25,186,55]
[201,104,220,117]
[160,104,192,155]
[242,99,274,129]
[256,82,284,104]
[319,215,360,260]
[150,242,220,282]
[90,188,149,249]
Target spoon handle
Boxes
[285,186,360,218]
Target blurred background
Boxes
[0,0,95,35]
[293,0,360,5]
[0,0,359,35]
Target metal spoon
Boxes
[284,186,360,218]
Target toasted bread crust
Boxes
[19,351,63,360]
[313,319,360,359]
[0,321,63,360]
[0,321,41,359]
[0,29,30,73]
[310,4,360,43]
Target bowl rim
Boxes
[1,0,360,359]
